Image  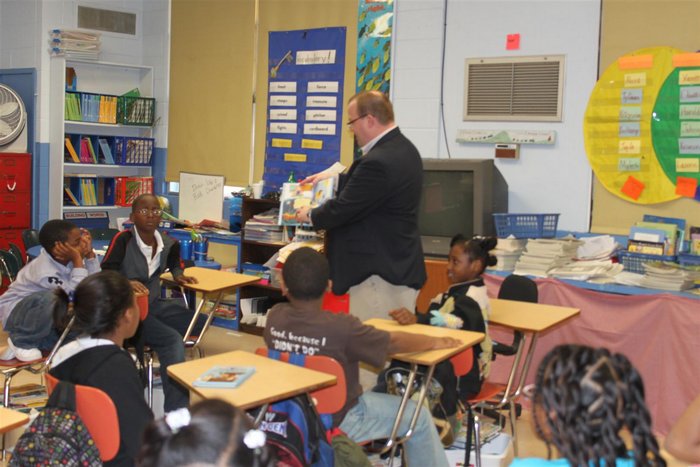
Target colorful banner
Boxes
[356,0,393,94]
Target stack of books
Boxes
[488,238,526,272]
[639,262,699,291]
[243,208,284,243]
[513,238,582,277]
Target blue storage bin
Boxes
[493,213,560,238]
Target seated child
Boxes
[0,219,100,361]
[379,235,496,436]
[102,193,205,412]
[666,392,700,463]
[512,344,665,467]
[264,247,461,467]
[50,270,153,467]
[137,399,273,467]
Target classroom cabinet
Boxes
[0,152,31,258]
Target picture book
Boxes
[192,366,255,389]
[279,179,335,226]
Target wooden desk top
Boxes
[160,267,260,293]
[167,350,337,410]
[0,407,29,433]
[365,318,484,366]
[489,298,580,333]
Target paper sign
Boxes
[619,106,641,121]
[619,140,641,154]
[270,122,298,134]
[304,123,336,135]
[679,70,700,85]
[506,34,520,50]
[296,50,336,65]
[621,175,645,200]
[681,122,700,137]
[673,53,700,67]
[269,81,297,93]
[269,109,297,121]
[676,176,698,197]
[270,95,297,107]
[306,96,337,108]
[305,109,337,121]
[619,123,640,137]
[679,138,700,155]
[676,157,700,172]
[624,73,646,87]
[284,153,307,162]
[618,54,653,69]
[621,89,643,104]
[302,139,323,150]
[308,81,339,93]
[681,87,700,103]
[618,157,641,172]
[272,138,293,148]
[680,105,700,119]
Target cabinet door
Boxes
[0,228,25,255]
[0,193,30,228]
[0,153,31,194]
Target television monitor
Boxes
[419,158,508,257]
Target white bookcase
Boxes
[48,57,155,228]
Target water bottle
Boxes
[229,195,243,233]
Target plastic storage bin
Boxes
[493,213,560,238]
[117,95,155,126]
[446,433,514,467]
[617,250,677,274]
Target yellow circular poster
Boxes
[584,47,684,204]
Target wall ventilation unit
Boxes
[77,6,137,36]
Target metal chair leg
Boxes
[474,414,482,467]
[146,350,154,409]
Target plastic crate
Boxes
[492,213,560,238]
[113,136,154,165]
[678,253,700,268]
[115,176,153,206]
[117,95,155,126]
[617,250,677,274]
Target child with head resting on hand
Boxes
[137,399,274,467]
[0,219,100,362]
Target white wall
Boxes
[393,0,601,232]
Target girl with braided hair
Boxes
[513,344,666,467]
[137,399,274,467]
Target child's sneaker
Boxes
[5,337,41,362]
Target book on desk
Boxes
[193,366,255,389]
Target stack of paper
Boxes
[514,238,582,277]
[488,237,527,272]
[638,262,699,291]
[243,208,284,242]
[49,29,101,60]
[550,259,623,281]
[576,235,620,261]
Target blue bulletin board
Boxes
[264,27,347,193]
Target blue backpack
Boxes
[257,351,334,467]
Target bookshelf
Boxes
[48,58,155,228]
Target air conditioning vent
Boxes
[77,6,136,36]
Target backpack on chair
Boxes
[10,381,101,466]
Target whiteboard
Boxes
[178,172,224,223]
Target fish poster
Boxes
[356,0,393,94]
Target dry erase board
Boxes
[178,172,224,223]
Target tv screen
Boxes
[419,171,475,238]
[419,159,508,257]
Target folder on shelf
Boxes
[64,137,80,163]
[85,137,98,163]
[79,138,92,163]
[98,138,114,164]
[64,185,80,206]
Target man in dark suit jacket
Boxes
[296,91,426,321]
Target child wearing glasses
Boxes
[513,344,665,467]
[102,193,205,411]
[0,219,100,361]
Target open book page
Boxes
[279,179,336,226]
[192,366,255,389]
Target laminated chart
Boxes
[584,47,684,204]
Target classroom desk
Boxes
[484,273,699,435]
[0,407,28,433]
[365,318,484,461]
[160,267,260,349]
[167,350,337,419]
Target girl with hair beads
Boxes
[137,399,274,467]
[50,270,153,467]
[384,234,497,441]
[513,344,666,467]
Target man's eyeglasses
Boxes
[346,114,367,126]
[136,208,163,216]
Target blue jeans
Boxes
[4,291,62,350]
[339,391,449,467]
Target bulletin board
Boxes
[264,27,347,192]
[178,172,225,223]
[584,46,700,204]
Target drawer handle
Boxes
[5,181,16,192]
